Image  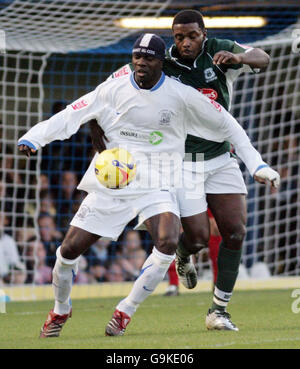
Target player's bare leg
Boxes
[205,193,246,331]
[40,226,99,338]
[176,212,210,289]
[105,212,180,336]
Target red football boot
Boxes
[105,309,131,336]
[39,309,71,338]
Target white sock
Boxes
[116,247,175,317]
[52,247,80,315]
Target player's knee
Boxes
[183,229,209,253]
[60,238,81,260]
[224,223,246,250]
[156,235,178,255]
[230,223,246,241]
[187,241,207,254]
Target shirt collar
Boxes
[130,72,165,91]
[167,38,208,70]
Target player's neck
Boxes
[134,72,162,90]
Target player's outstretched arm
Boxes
[18,87,101,155]
[185,89,280,189]
[213,47,270,69]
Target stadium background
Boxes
[0,0,299,301]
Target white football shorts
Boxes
[178,156,247,218]
[70,189,179,240]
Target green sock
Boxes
[176,233,191,259]
[211,242,242,312]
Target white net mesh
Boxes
[0,51,48,288]
[0,0,169,292]
[233,37,300,276]
[1,0,170,52]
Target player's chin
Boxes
[180,51,196,59]
[136,71,149,80]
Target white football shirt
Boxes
[18,72,266,197]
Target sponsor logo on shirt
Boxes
[113,66,130,78]
[210,99,222,112]
[197,88,218,101]
[71,99,88,111]
[119,130,163,145]
[204,67,217,83]
[170,74,182,83]
[149,131,163,145]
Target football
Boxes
[94,147,136,189]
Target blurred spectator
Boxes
[25,237,52,285]
[56,171,78,233]
[61,171,78,200]
[116,230,146,281]
[40,173,50,192]
[86,238,111,282]
[0,140,22,186]
[0,212,26,284]
[34,239,52,284]
[0,178,6,198]
[0,143,24,227]
[89,262,107,283]
[40,190,56,217]
[38,213,62,267]
[105,263,125,282]
[90,238,110,265]
[74,256,90,284]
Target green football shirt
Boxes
[163,38,257,160]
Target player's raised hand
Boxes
[18,144,37,157]
[213,50,242,65]
[254,166,280,189]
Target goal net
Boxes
[0,1,299,300]
[232,34,300,277]
[0,0,170,296]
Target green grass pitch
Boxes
[0,289,299,349]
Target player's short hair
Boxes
[172,9,205,31]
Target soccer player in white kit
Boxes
[18,33,279,338]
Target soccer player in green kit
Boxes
[91,9,271,331]
[164,9,270,331]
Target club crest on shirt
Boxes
[158,109,173,126]
[204,67,217,83]
[76,205,91,220]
